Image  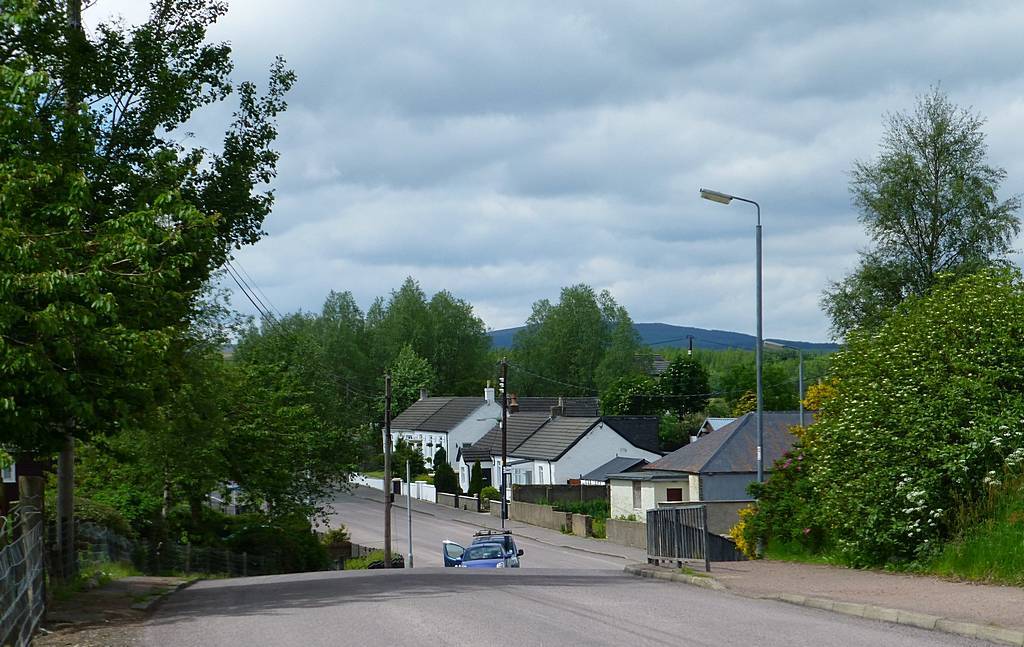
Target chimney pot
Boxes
[419,388,429,401]
[509,393,519,414]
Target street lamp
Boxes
[764,340,804,428]
[699,187,764,484]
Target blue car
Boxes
[443,540,517,568]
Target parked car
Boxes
[442,541,510,568]
[471,529,523,567]
[442,529,524,568]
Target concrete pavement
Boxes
[141,568,993,646]
[328,485,647,568]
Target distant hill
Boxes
[488,322,838,352]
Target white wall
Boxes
[549,422,662,484]
[609,477,692,519]
[391,400,501,471]
[446,400,501,468]
[350,474,436,503]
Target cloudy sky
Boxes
[93,1,1024,342]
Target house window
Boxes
[666,488,683,502]
[632,481,642,509]
[537,466,544,484]
[1,463,14,484]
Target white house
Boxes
[389,387,501,471]
[458,408,662,493]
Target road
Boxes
[325,486,645,569]
[142,568,990,646]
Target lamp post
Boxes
[699,188,764,484]
[764,340,804,428]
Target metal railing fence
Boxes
[647,505,711,572]
[0,510,45,647]
[646,505,746,571]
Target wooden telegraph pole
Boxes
[383,371,393,568]
[500,358,508,527]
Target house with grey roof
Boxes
[608,411,811,519]
[580,456,649,485]
[457,407,662,493]
[389,386,501,472]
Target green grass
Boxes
[678,565,711,578]
[926,474,1024,586]
[51,560,141,601]
[360,471,432,483]
[343,550,394,570]
[762,540,837,565]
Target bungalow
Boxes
[389,386,501,471]
[609,411,812,519]
[580,456,649,485]
[459,407,662,492]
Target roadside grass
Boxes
[51,560,141,602]
[542,499,610,539]
[762,540,837,565]
[926,473,1024,586]
[678,565,710,578]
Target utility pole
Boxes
[57,0,86,583]
[500,358,509,527]
[406,459,413,568]
[687,335,694,356]
[383,371,393,568]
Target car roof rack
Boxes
[473,529,512,536]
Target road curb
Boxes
[623,564,726,591]
[772,593,1024,645]
[130,578,198,612]
[622,564,1024,646]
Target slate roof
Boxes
[601,416,661,454]
[645,411,813,475]
[391,396,488,433]
[511,416,600,461]
[606,469,685,482]
[581,457,649,482]
[460,414,549,462]
[515,397,599,417]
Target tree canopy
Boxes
[511,284,644,395]
[823,88,1020,338]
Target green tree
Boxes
[432,447,459,495]
[823,88,1020,338]
[808,268,1024,565]
[389,344,436,416]
[0,0,294,455]
[512,285,640,395]
[392,438,426,478]
[600,375,659,416]
[658,356,711,419]
[468,460,484,497]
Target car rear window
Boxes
[464,544,503,560]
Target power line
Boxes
[231,258,284,320]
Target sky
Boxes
[91,1,1024,342]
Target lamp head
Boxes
[699,188,733,204]
[763,340,786,350]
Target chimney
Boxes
[509,393,519,414]
[484,381,495,404]
[419,388,429,401]
[550,396,565,419]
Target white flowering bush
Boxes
[809,268,1024,565]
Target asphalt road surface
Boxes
[325,486,645,569]
[142,568,991,647]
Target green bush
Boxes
[225,513,329,572]
[44,496,134,539]
[743,443,823,555]
[320,526,351,561]
[750,269,1024,566]
[480,486,500,501]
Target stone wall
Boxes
[512,484,607,505]
[570,513,592,537]
[606,518,646,549]
[436,493,482,512]
[509,501,572,532]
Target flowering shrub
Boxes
[741,441,823,555]
[808,269,1024,565]
[730,505,758,559]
